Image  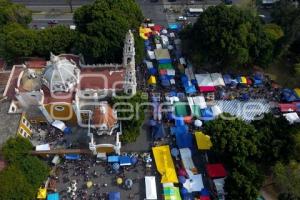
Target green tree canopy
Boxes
[252,114,297,164]
[35,25,76,57]
[2,136,32,163]
[0,23,37,61]
[0,166,35,200]
[181,5,274,68]
[204,115,259,167]
[112,92,147,143]
[73,0,143,63]
[273,161,300,199]
[0,0,32,27]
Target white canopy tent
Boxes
[195,74,214,87]
[193,96,207,109]
[179,148,196,173]
[36,143,50,151]
[183,174,204,193]
[147,50,155,60]
[211,73,225,86]
[213,178,225,199]
[145,61,154,69]
[283,112,300,124]
[51,120,66,131]
[145,176,158,200]
[211,105,222,117]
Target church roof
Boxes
[92,103,117,129]
[80,68,125,90]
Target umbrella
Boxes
[86,181,93,188]
[178,176,186,184]
[171,148,179,157]
[116,177,123,185]
[194,119,202,127]
[112,163,120,171]
[125,178,133,189]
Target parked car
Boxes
[177,16,187,21]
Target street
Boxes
[13,0,222,28]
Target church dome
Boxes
[42,53,79,92]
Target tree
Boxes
[252,114,297,164]
[112,91,147,143]
[73,0,143,63]
[0,166,35,200]
[0,0,32,27]
[2,136,32,164]
[35,25,76,57]
[1,137,49,189]
[204,115,259,167]
[181,5,274,68]
[273,161,300,199]
[0,23,37,62]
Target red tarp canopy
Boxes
[206,164,227,178]
[279,103,297,112]
[198,86,215,93]
[200,196,211,200]
[151,25,163,32]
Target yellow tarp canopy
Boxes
[37,187,47,199]
[195,131,212,150]
[152,145,178,183]
[148,75,157,84]
[294,88,300,98]
[241,76,247,84]
[139,26,152,40]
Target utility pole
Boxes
[66,0,73,13]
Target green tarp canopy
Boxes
[174,102,190,117]
[191,105,201,118]
[163,187,182,200]
[159,63,174,70]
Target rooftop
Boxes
[80,68,125,90]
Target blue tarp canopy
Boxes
[175,131,193,149]
[47,193,59,200]
[223,74,232,85]
[148,67,157,75]
[282,88,300,102]
[170,125,188,135]
[169,23,181,30]
[108,156,119,163]
[185,85,196,94]
[119,156,131,166]
[158,59,172,64]
[65,154,80,160]
[152,123,166,140]
[160,78,171,87]
[201,107,214,121]
[109,192,121,200]
[181,75,189,85]
[175,116,185,126]
[144,40,150,46]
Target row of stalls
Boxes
[279,88,300,123]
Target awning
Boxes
[145,176,158,200]
[183,174,204,192]
[152,145,178,183]
[195,132,212,150]
[294,88,300,98]
[206,163,227,178]
[283,112,300,124]
[211,73,225,86]
[163,186,182,200]
[51,120,66,131]
[279,103,297,112]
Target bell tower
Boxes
[123,30,137,95]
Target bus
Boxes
[186,8,204,17]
